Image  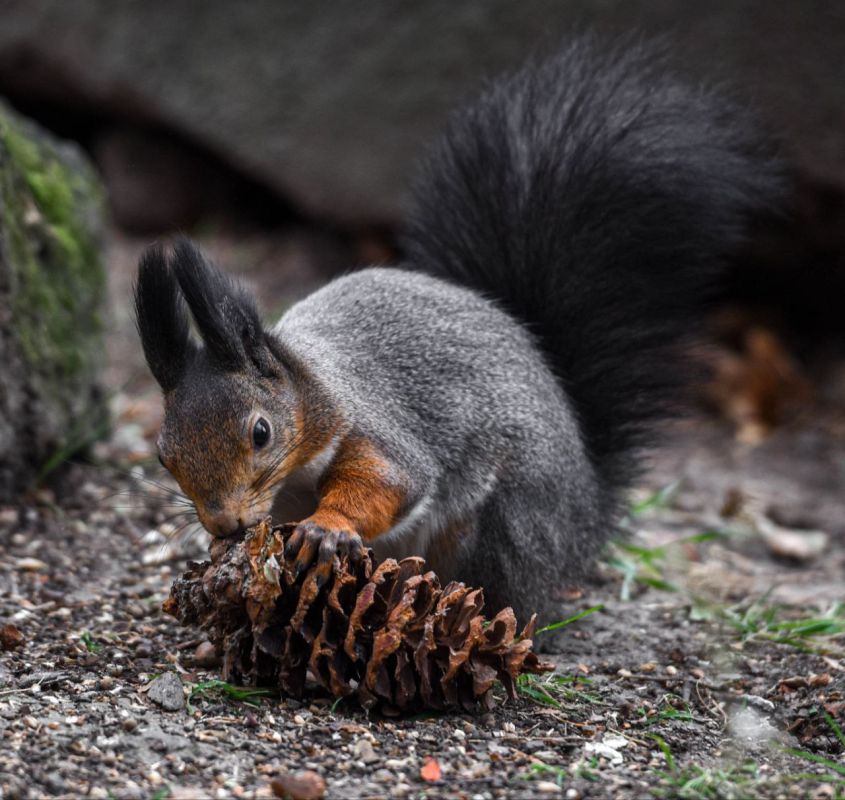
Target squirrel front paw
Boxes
[284,517,366,587]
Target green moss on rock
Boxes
[0,101,108,498]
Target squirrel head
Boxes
[134,238,314,538]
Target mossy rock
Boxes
[0,100,108,501]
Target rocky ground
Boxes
[1,234,843,800]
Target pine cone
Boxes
[164,519,552,712]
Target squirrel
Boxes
[135,38,779,625]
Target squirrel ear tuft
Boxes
[134,243,195,391]
[170,237,274,374]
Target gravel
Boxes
[0,233,842,798]
[1,413,843,799]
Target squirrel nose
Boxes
[204,509,244,539]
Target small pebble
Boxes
[134,639,153,659]
[270,770,326,800]
[536,781,563,794]
[0,623,24,651]
[141,529,166,546]
[15,557,48,571]
[194,640,220,667]
[147,672,185,712]
[352,738,379,764]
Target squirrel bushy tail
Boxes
[404,37,781,494]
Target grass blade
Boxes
[536,604,604,635]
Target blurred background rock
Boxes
[3,1,845,224]
[0,0,844,486]
[0,101,106,501]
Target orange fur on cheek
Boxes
[164,425,252,523]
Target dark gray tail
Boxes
[403,36,782,493]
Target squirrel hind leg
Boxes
[455,509,555,630]
[455,478,607,632]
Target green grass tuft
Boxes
[516,672,603,709]
[535,604,604,635]
[722,597,845,655]
[649,735,762,799]
[640,696,696,727]
[783,712,845,791]
[608,531,724,602]
[630,481,682,516]
[80,631,101,653]
[186,679,275,713]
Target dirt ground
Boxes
[1,234,843,800]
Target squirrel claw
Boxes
[288,520,364,581]
[329,530,365,565]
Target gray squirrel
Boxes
[135,38,779,624]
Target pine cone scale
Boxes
[165,519,553,712]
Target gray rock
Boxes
[0,100,106,502]
[352,738,380,764]
[0,2,842,223]
[0,662,14,687]
[146,672,185,712]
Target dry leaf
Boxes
[0,622,24,650]
[420,756,442,782]
[707,321,811,442]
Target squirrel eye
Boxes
[252,417,271,449]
